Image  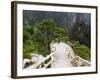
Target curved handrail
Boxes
[25,42,91,69]
[26,52,54,69]
[67,41,91,66]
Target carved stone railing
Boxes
[67,41,91,66]
[24,42,91,69]
[24,52,54,69]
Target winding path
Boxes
[24,42,91,69]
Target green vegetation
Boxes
[71,41,91,61]
[23,19,69,58]
[76,44,90,61]
[23,18,91,61]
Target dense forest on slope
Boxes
[23,10,91,61]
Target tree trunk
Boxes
[47,31,50,55]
